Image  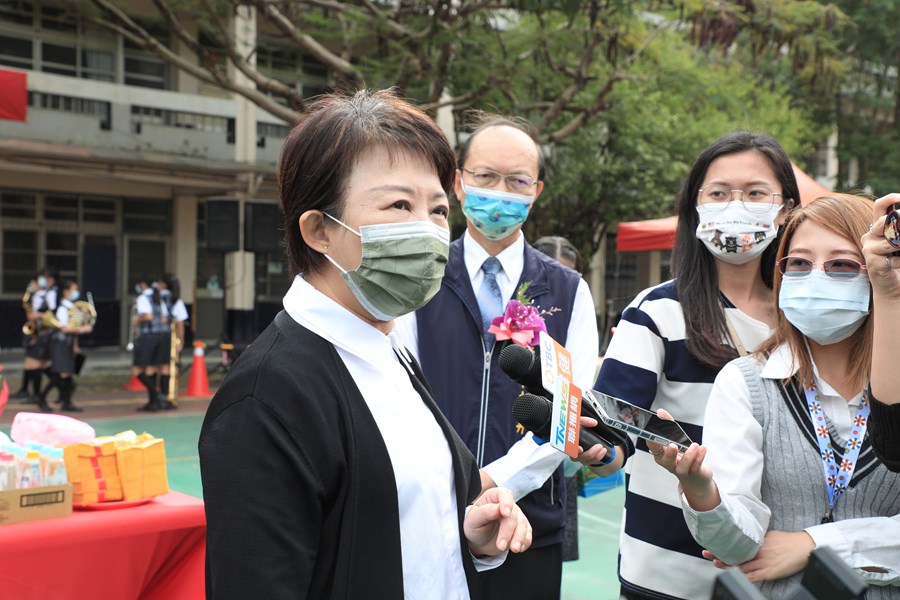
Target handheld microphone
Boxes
[501,343,630,449]
[512,392,614,459]
[498,343,547,398]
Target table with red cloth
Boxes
[0,491,206,600]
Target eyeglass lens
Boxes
[698,185,780,213]
[779,256,864,278]
[467,168,535,193]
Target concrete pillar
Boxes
[224,5,258,343]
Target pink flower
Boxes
[488,299,547,348]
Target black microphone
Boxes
[502,343,630,450]
[512,392,614,457]
[499,343,547,398]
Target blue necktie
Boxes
[476,257,504,348]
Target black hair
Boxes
[279,89,457,277]
[671,131,799,369]
[138,273,161,305]
[533,236,584,273]
[161,273,181,303]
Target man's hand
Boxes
[464,487,532,557]
[576,416,623,475]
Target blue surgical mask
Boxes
[779,271,871,345]
[135,284,142,295]
[461,183,533,241]
[37,276,48,288]
[70,291,80,302]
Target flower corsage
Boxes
[488,282,559,349]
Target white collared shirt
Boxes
[394,230,599,499]
[682,343,900,584]
[282,275,500,599]
[56,298,73,326]
[136,288,170,319]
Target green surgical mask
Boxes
[323,214,450,321]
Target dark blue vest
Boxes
[416,237,582,547]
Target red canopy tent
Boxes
[616,163,831,252]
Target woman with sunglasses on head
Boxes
[863,194,900,472]
[591,132,798,600]
[652,194,900,598]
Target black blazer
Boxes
[200,311,481,599]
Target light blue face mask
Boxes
[37,276,48,288]
[779,270,871,345]
[70,291,80,302]
[461,183,533,241]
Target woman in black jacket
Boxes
[199,89,532,600]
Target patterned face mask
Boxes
[460,183,534,241]
[323,214,450,321]
[695,202,781,265]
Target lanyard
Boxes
[803,387,869,523]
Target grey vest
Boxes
[736,357,900,599]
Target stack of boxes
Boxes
[63,431,168,506]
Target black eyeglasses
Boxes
[778,256,867,279]
[461,167,538,194]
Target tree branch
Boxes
[86,0,300,123]
[253,0,364,87]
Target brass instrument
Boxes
[21,286,36,335]
[23,309,62,334]
[69,300,97,329]
[167,320,180,405]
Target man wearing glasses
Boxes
[394,117,600,598]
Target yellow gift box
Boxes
[63,431,169,505]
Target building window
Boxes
[44,194,78,221]
[45,231,78,281]
[1,229,38,293]
[0,34,33,69]
[123,199,172,235]
[0,1,35,26]
[0,190,37,219]
[82,198,116,223]
[196,201,225,290]
[254,250,289,300]
[124,51,169,89]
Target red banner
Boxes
[0,69,27,122]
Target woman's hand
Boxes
[863,193,900,298]
[464,487,532,557]
[703,531,815,582]
[649,409,719,511]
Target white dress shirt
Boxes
[283,275,502,599]
[682,343,900,585]
[136,289,170,319]
[393,230,599,499]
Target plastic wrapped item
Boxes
[10,412,96,447]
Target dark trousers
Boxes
[471,541,563,600]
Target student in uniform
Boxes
[15,269,57,411]
[48,279,93,413]
[132,275,170,412]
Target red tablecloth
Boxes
[0,491,206,600]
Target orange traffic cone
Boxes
[123,374,145,391]
[183,341,211,397]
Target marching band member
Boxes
[48,279,92,413]
[133,275,170,412]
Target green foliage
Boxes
[523,30,821,255]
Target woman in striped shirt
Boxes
[592,131,799,600]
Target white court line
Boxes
[577,510,620,529]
